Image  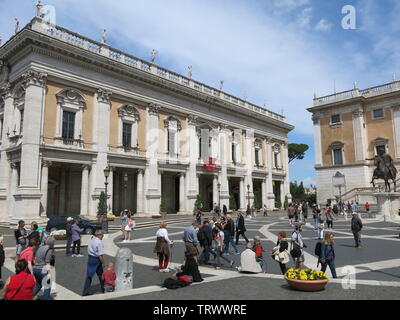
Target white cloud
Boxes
[301,177,316,187]
[297,7,313,28]
[273,0,309,10]
[315,19,333,32]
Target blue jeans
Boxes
[82,256,104,296]
[66,237,72,255]
[321,259,337,278]
[33,268,51,300]
[224,234,239,254]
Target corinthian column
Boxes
[80,165,90,216]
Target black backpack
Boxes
[162,277,191,289]
[315,241,322,257]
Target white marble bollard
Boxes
[115,247,133,292]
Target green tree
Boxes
[229,196,237,210]
[253,196,261,210]
[160,195,168,213]
[194,195,202,210]
[288,143,309,163]
[97,191,107,215]
[275,197,282,209]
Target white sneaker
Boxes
[77,254,84,257]
[162,268,170,273]
[71,254,77,257]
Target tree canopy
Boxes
[288,143,309,163]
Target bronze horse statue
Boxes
[368,153,397,192]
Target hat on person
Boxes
[67,217,73,222]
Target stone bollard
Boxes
[115,247,133,292]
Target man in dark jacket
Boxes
[224,215,239,255]
[235,212,249,245]
[351,213,363,248]
[198,220,214,265]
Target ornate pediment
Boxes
[56,88,86,108]
[118,104,140,121]
[329,141,344,149]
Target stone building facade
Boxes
[308,81,400,204]
[0,17,293,224]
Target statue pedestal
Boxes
[373,193,400,222]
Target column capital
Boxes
[352,109,364,119]
[0,82,12,99]
[81,164,91,170]
[187,114,198,126]
[97,88,112,104]
[21,70,47,88]
[148,103,161,116]
[137,169,145,175]
[312,113,321,124]
[9,161,19,170]
[392,105,400,112]
[42,160,52,168]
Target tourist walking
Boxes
[365,202,371,217]
[195,209,202,225]
[213,224,234,270]
[82,230,106,296]
[198,220,215,265]
[350,201,358,214]
[0,235,4,288]
[121,209,128,237]
[235,211,249,245]
[71,219,84,257]
[272,231,289,275]
[302,202,309,223]
[66,217,74,256]
[312,205,319,229]
[14,220,27,261]
[351,212,363,248]
[154,222,173,272]
[223,204,228,216]
[326,205,334,229]
[19,238,39,274]
[291,225,306,269]
[287,204,295,226]
[262,204,268,217]
[123,214,135,242]
[319,232,337,278]
[33,237,55,300]
[182,222,199,260]
[224,215,239,255]
[2,259,36,300]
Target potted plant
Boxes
[157,195,168,219]
[97,191,108,233]
[284,269,329,292]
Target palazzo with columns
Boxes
[0,16,293,224]
[309,80,400,204]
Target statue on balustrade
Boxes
[366,149,397,192]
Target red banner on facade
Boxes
[203,157,216,171]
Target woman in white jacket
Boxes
[154,222,173,272]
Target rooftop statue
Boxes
[151,49,158,64]
[15,18,20,35]
[367,149,397,192]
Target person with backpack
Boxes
[235,211,249,245]
[291,224,306,269]
[198,220,215,265]
[317,232,337,278]
[272,231,289,275]
[14,220,28,261]
[33,237,55,300]
[19,238,39,274]
[65,217,74,256]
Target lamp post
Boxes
[217,182,221,209]
[123,173,128,211]
[333,171,345,218]
[103,166,111,234]
[247,183,250,213]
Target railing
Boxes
[314,81,400,106]
[29,18,286,122]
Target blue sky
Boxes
[1,0,399,186]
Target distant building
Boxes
[308,80,400,204]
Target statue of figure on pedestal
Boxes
[36,0,44,18]
[151,49,158,64]
[14,18,20,35]
[102,29,107,44]
[188,65,193,79]
[367,149,397,192]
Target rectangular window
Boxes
[62,111,75,140]
[274,153,279,168]
[331,114,341,124]
[372,108,384,119]
[122,122,132,149]
[333,148,343,165]
[376,145,386,155]
[20,109,24,135]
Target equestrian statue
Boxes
[366,149,397,192]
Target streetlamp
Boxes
[124,173,128,211]
[217,182,221,209]
[247,184,250,213]
[103,166,111,233]
[332,171,345,217]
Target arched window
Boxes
[55,88,86,145]
[118,104,140,153]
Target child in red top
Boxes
[252,236,265,271]
[102,262,116,293]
